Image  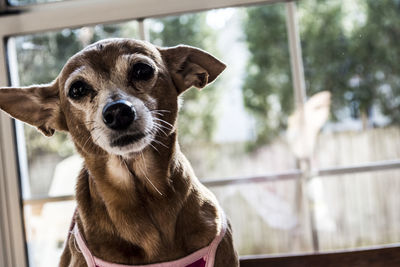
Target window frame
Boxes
[1,0,400,266]
[240,243,400,266]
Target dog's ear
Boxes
[159,45,226,94]
[0,81,68,136]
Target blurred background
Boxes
[4,0,400,266]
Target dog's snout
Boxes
[102,100,136,130]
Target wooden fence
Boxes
[203,127,400,255]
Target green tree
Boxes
[348,0,400,125]
[242,4,292,145]
[302,0,400,127]
[243,0,400,144]
[299,0,351,119]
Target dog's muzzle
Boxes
[102,100,136,130]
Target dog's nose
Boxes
[102,100,136,130]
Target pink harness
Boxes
[71,212,227,267]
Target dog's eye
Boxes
[131,63,154,81]
[68,81,91,100]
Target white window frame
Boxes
[1,0,400,266]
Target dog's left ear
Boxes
[0,81,68,136]
[159,45,226,94]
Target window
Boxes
[1,0,400,266]
[296,0,400,251]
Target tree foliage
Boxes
[350,0,400,124]
[243,0,400,144]
[243,4,292,145]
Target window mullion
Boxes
[138,19,149,41]
[285,1,306,108]
[0,38,28,267]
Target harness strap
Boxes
[73,222,97,267]
[72,210,227,267]
[205,211,227,267]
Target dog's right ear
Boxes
[159,45,226,95]
[0,81,68,136]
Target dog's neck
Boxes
[74,131,217,264]
[81,131,181,195]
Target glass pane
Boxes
[297,0,400,168]
[148,3,294,181]
[212,168,400,255]
[211,180,313,255]
[24,201,75,267]
[312,170,400,250]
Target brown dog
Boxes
[0,38,238,266]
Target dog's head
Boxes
[0,38,225,157]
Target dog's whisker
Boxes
[148,142,160,155]
[152,122,173,135]
[152,124,169,137]
[93,133,102,145]
[139,152,163,196]
[85,130,105,156]
[142,125,158,137]
[122,157,163,196]
[147,109,171,117]
[81,134,94,153]
[153,118,174,129]
[152,139,169,149]
[150,111,171,117]
[154,129,168,138]
[153,121,173,130]
[154,126,172,136]
[89,126,102,132]
[147,110,164,116]
[149,109,171,113]
[77,121,96,127]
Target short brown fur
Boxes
[0,38,238,266]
